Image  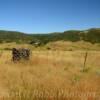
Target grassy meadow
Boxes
[0,43,100,100]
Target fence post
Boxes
[83,51,88,72]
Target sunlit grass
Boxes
[0,50,100,99]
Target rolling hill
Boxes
[0,28,100,45]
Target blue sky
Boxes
[0,0,100,33]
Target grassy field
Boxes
[1,41,100,51]
[0,50,100,100]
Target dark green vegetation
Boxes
[0,28,100,45]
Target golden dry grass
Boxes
[45,41,100,51]
[0,50,100,100]
[1,41,100,51]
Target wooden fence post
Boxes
[83,51,88,72]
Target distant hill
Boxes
[0,28,100,45]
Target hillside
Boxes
[0,28,100,45]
